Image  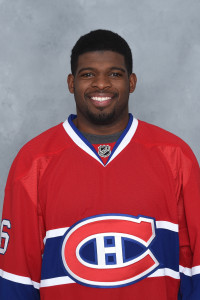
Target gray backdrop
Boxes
[1,0,200,217]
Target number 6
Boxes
[0,219,11,255]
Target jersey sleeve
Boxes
[178,148,200,299]
[0,148,45,299]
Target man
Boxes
[0,29,200,299]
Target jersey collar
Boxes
[63,113,138,167]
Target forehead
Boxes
[76,51,126,72]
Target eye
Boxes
[110,72,122,77]
[81,72,94,78]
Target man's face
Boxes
[68,51,137,132]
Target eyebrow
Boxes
[77,67,95,74]
[77,67,126,74]
[110,67,126,73]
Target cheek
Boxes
[73,84,84,98]
[119,85,131,97]
[74,85,89,105]
[74,82,89,96]
[117,80,130,91]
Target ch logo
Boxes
[62,214,159,288]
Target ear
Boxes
[129,73,137,93]
[67,74,75,94]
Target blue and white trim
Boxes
[63,114,138,167]
[179,265,200,277]
[0,269,39,289]
[1,266,200,289]
[38,219,200,288]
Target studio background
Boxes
[0,0,200,216]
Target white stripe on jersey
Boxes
[0,269,40,289]
[2,266,200,289]
[40,276,75,287]
[149,268,180,279]
[179,265,200,277]
[156,221,178,232]
[43,227,69,244]
[40,268,180,288]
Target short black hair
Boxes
[71,29,133,76]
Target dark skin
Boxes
[67,51,137,135]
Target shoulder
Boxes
[135,119,199,169]
[136,120,193,151]
[20,122,70,156]
[6,121,72,186]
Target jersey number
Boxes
[0,219,11,254]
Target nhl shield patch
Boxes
[61,214,159,288]
[98,145,111,157]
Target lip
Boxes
[85,92,117,107]
[90,96,112,102]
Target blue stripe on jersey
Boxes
[0,276,40,300]
[151,229,179,271]
[41,228,179,280]
[179,273,200,299]
[41,236,65,279]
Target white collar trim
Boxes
[63,115,138,167]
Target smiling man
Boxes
[0,30,200,300]
[68,50,136,132]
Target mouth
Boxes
[90,96,112,102]
[86,92,117,108]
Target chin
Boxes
[87,110,116,125]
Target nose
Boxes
[91,74,112,90]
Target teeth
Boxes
[91,97,112,102]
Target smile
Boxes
[90,96,112,102]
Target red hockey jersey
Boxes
[0,114,200,299]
